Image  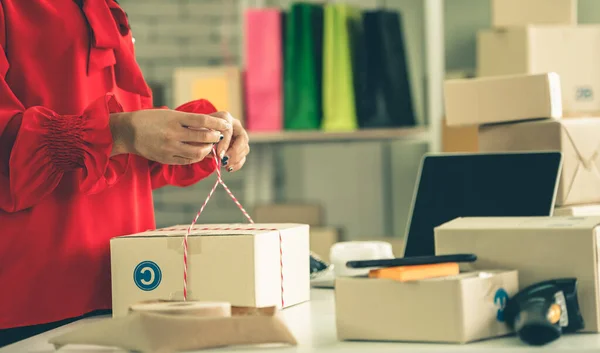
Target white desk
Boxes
[3,289,600,353]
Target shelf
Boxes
[248,126,429,144]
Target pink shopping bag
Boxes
[244,9,283,132]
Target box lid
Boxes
[115,223,306,239]
[555,204,600,216]
[338,270,513,286]
[415,270,513,284]
[436,216,600,231]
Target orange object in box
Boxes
[368,262,459,282]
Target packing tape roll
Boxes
[130,301,232,317]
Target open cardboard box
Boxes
[336,271,518,344]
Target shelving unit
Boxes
[248,126,428,144]
[239,0,445,212]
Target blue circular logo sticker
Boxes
[133,261,162,291]
[494,288,509,322]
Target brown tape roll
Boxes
[129,301,232,317]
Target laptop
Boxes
[310,151,562,287]
[402,151,563,258]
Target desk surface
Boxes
[3,289,600,353]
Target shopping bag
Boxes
[360,11,388,128]
[284,3,324,130]
[360,10,415,128]
[245,9,284,131]
[322,4,359,132]
[350,9,379,128]
[379,10,416,127]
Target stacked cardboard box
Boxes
[445,0,600,211]
[442,71,478,153]
[435,216,600,333]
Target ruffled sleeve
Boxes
[149,99,219,190]
[0,82,131,212]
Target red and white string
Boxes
[181,147,285,307]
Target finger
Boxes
[223,133,249,168]
[178,127,224,144]
[223,142,249,168]
[178,112,233,132]
[185,143,218,159]
[210,111,234,162]
[176,143,213,162]
[225,156,246,173]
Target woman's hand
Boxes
[210,111,250,172]
[109,109,232,165]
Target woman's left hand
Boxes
[211,111,249,172]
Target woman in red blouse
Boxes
[0,0,250,346]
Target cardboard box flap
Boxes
[116,224,307,239]
[420,270,509,283]
[562,119,600,166]
[559,119,600,203]
[437,216,600,231]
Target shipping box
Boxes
[478,26,600,115]
[435,216,600,332]
[491,0,577,27]
[110,224,310,317]
[444,73,562,126]
[336,271,518,343]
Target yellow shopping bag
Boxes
[322,4,359,132]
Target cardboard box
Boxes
[310,227,341,262]
[173,66,243,123]
[442,118,478,152]
[555,204,600,216]
[435,216,600,332]
[253,203,323,227]
[491,0,577,27]
[335,271,518,343]
[110,224,310,317]
[444,73,562,126]
[479,118,600,206]
[478,26,600,115]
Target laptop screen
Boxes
[403,152,562,258]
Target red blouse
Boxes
[0,0,217,329]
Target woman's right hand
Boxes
[108,109,232,165]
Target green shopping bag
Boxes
[284,3,323,130]
[322,4,359,132]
